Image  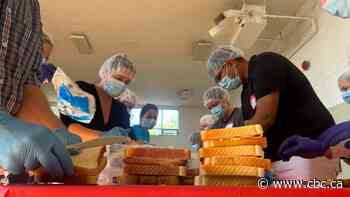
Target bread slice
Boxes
[199,145,264,158]
[201,125,263,141]
[124,164,187,176]
[125,147,190,160]
[71,146,106,176]
[200,165,265,177]
[123,157,186,166]
[203,156,271,169]
[203,137,267,148]
[32,146,106,184]
[195,175,259,186]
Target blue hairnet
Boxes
[207,46,243,79]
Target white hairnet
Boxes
[203,86,230,107]
[207,46,244,79]
[98,54,135,87]
[200,114,217,130]
[117,88,137,110]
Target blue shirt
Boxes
[130,125,150,144]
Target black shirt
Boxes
[241,52,335,162]
[60,81,130,131]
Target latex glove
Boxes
[39,63,57,84]
[102,127,130,138]
[318,121,350,148]
[278,135,327,161]
[53,128,82,155]
[317,121,350,158]
[0,111,73,178]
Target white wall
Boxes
[150,106,208,149]
[291,9,350,108]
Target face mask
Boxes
[218,75,242,90]
[322,0,350,18]
[103,78,126,97]
[210,104,225,119]
[342,90,350,103]
[142,118,157,129]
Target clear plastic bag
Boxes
[52,68,96,123]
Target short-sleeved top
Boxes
[130,125,150,144]
[241,52,335,162]
[60,81,130,131]
[211,108,243,129]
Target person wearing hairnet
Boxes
[117,89,137,113]
[59,54,136,141]
[200,114,218,130]
[321,0,350,18]
[130,104,158,144]
[190,114,218,151]
[207,46,338,180]
[338,70,350,103]
[203,86,243,129]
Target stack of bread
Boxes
[122,146,191,185]
[196,125,271,186]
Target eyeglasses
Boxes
[214,59,236,83]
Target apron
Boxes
[272,156,340,180]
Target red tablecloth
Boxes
[0,186,350,197]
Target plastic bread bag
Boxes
[52,68,96,123]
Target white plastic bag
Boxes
[52,68,96,123]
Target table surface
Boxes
[1,186,350,197]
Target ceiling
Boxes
[39,0,307,107]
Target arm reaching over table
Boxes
[279,121,350,161]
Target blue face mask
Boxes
[322,0,350,18]
[210,105,225,119]
[218,76,242,90]
[342,90,350,103]
[141,118,157,129]
[103,78,126,97]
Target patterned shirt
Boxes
[0,0,42,114]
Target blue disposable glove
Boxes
[53,128,81,145]
[0,111,74,178]
[53,128,82,155]
[102,127,130,138]
[278,135,327,161]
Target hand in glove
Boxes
[0,111,73,178]
[278,135,327,161]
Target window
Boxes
[130,107,180,136]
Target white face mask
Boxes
[103,78,127,97]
